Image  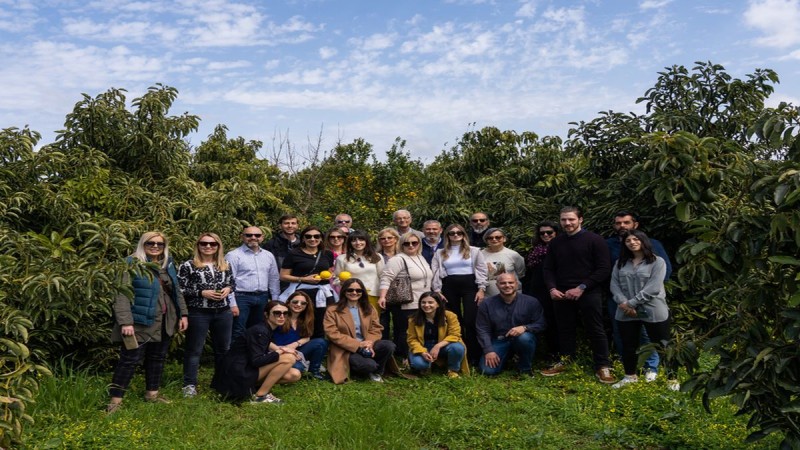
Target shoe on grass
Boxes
[144,393,171,404]
[540,361,566,376]
[251,393,283,404]
[106,401,122,415]
[310,371,327,381]
[182,385,197,398]
[368,372,384,383]
[644,369,658,382]
[446,370,460,379]
[667,379,680,391]
[612,375,638,389]
[596,367,616,384]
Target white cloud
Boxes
[319,46,338,59]
[744,0,800,48]
[207,60,251,70]
[640,0,672,9]
[361,33,395,51]
[516,1,537,18]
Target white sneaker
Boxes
[612,375,638,389]
[368,373,384,383]
[667,380,680,391]
[644,370,658,382]
[182,385,197,398]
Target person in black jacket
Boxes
[212,301,296,404]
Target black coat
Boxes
[211,322,279,400]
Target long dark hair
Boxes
[335,278,373,315]
[617,229,657,268]
[298,225,323,249]
[264,300,288,327]
[345,230,380,264]
[412,291,447,327]
[285,291,314,338]
[532,220,559,246]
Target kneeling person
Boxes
[476,273,546,376]
[407,292,469,378]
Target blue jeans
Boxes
[409,342,466,372]
[608,298,659,371]
[232,292,269,339]
[293,338,328,373]
[183,307,233,387]
[479,332,537,375]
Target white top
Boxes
[481,247,526,297]
[380,254,433,310]
[334,254,384,297]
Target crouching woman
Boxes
[407,291,469,378]
[212,301,296,403]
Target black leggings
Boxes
[442,274,479,362]
[618,317,676,378]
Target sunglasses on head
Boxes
[539,230,555,236]
[271,310,289,317]
[304,234,322,240]
[402,241,420,247]
[345,288,363,294]
[243,233,262,238]
[144,241,165,248]
[447,231,464,236]
[198,241,219,247]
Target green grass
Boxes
[23,359,780,450]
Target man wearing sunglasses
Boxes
[226,226,281,339]
[605,210,672,382]
[469,212,490,248]
[334,213,355,234]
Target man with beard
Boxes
[421,219,445,264]
[264,215,300,290]
[468,212,490,248]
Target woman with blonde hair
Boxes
[178,232,235,398]
[430,223,488,364]
[376,227,400,262]
[107,232,188,413]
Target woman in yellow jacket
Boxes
[407,291,470,378]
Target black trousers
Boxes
[552,289,611,370]
[348,340,396,376]
[380,305,414,357]
[110,324,171,398]
[442,274,479,362]
[618,317,676,378]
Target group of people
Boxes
[107,207,678,410]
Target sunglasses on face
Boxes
[486,235,503,241]
[271,310,289,317]
[243,233,262,238]
[447,231,464,236]
[539,230,555,236]
[471,218,487,223]
[198,241,219,248]
[289,300,307,306]
[329,235,345,240]
[402,241,420,247]
[345,288,363,294]
[336,219,351,224]
[144,241,165,248]
[304,234,322,240]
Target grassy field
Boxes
[24,358,779,450]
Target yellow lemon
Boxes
[338,271,352,281]
[319,270,332,279]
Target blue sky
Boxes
[1,0,799,162]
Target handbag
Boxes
[386,258,414,305]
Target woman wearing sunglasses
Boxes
[177,233,235,398]
[480,228,525,298]
[335,230,384,312]
[212,301,297,403]
[430,224,488,364]
[107,232,188,413]
[522,220,559,362]
[279,225,336,339]
[324,226,347,260]
[376,227,400,262]
[378,232,433,367]
[270,291,329,380]
[324,278,396,384]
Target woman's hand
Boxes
[378,298,387,309]
[179,316,188,332]
[475,289,485,304]
[201,289,220,300]
[219,287,232,298]
[422,352,434,362]
[121,325,135,336]
[429,344,443,360]
[300,275,321,285]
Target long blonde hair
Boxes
[441,224,471,260]
[191,232,229,271]
[133,231,170,268]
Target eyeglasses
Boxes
[304,234,322,240]
[402,241,420,247]
[486,235,503,241]
[447,231,464,236]
[329,235,345,240]
[345,288,363,294]
[539,230,555,236]
[289,300,307,306]
[198,241,219,248]
[271,310,289,317]
[144,241,166,248]
[336,219,352,224]
[243,233,262,238]
[378,236,395,241]
[471,218,487,223]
